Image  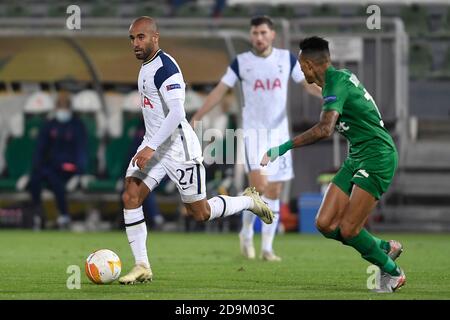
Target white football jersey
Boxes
[138,49,201,162]
[221,48,304,135]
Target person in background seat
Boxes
[28,90,88,229]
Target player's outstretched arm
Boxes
[190,82,229,128]
[261,110,339,166]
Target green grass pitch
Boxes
[1,230,449,300]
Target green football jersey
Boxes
[321,65,397,158]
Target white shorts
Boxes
[125,146,206,203]
[243,129,294,182]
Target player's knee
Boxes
[339,224,360,239]
[122,190,142,209]
[264,183,282,199]
[250,179,269,194]
[315,216,334,233]
[264,189,279,200]
[253,184,267,195]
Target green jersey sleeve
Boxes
[321,73,348,115]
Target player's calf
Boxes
[122,189,146,209]
[185,200,211,222]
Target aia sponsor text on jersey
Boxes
[253,78,282,91]
[142,94,154,109]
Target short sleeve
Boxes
[321,75,348,115]
[154,55,185,102]
[291,59,305,83]
[220,58,240,87]
[158,72,185,102]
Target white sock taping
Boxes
[124,206,150,268]
[208,195,253,221]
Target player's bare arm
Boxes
[302,81,323,98]
[292,109,339,146]
[190,82,229,128]
[261,110,339,166]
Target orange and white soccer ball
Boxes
[85,249,122,284]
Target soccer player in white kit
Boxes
[191,16,321,261]
[119,16,274,284]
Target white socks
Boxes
[240,195,280,253]
[239,210,256,241]
[261,196,280,253]
[124,206,150,268]
[208,195,253,221]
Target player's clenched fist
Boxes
[260,140,294,167]
[260,152,271,167]
[132,146,155,170]
[260,147,281,166]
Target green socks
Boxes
[343,229,400,276]
[320,227,399,276]
[371,234,391,253]
[322,227,344,242]
[321,227,391,253]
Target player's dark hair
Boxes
[250,15,274,30]
[299,36,330,63]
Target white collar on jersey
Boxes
[142,49,162,66]
[250,47,274,59]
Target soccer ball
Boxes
[85,249,122,284]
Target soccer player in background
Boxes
[261,36,405,293]
[119,16,274,284]
[191,16,321,261]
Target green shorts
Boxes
[332,151,398,200]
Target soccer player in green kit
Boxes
[261,36,406,293]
